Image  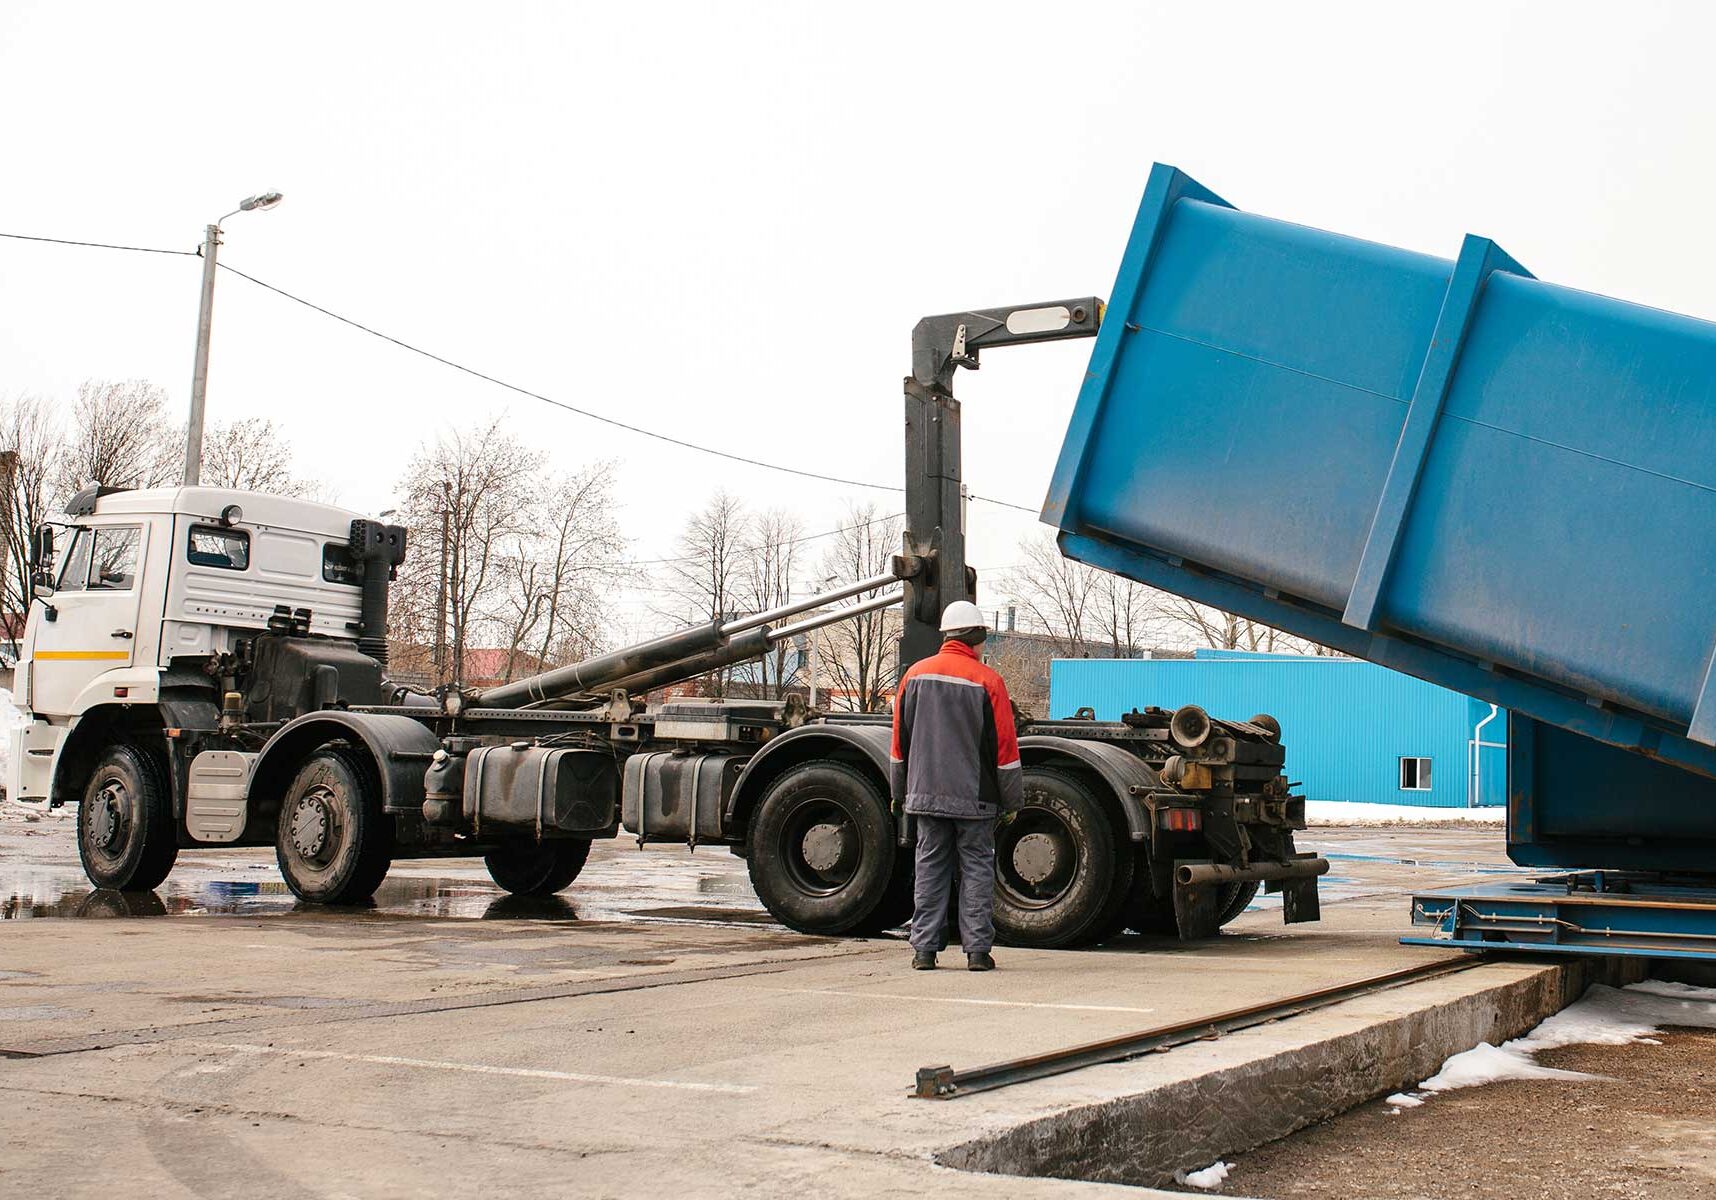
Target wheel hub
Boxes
[801,822,848,873]
[90,779,128,851]
[289,788,336,862]
[1012,831,1061,885]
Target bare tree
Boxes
[810,504,902,712]
[737,507,803,698]
[999,533,1107,655]
[1149,593,1323,655]
[200,417,317,496]
[0,395,62,647]
[494,463,626,682]
[394,418,542,686]
[658,491,750,697]
[998,530,1327,667]
[1090,571,1157,659]
[55,379,179,501]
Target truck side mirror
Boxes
[30,527,55,599]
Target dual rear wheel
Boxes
[747,761,1206,948]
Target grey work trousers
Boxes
[909,814,996,955]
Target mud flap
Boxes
[1282,876,1321,924]
[1172,877,1223,940]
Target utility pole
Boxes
[184,224,221,486]
[183,192,284,487]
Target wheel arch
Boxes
[250,712,441,834]
[728,723,894,845]
[51,703,173,809]
[1017,734,1157,843]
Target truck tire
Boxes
[852,852,915,936]
[77,743,178,892]
[1218,880,1260,924]
[1125,874,1260,936]
[993,768,1130,949]
[747,761,900,936]
[485,840,591,896]
[276,746,393,905]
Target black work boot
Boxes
[912,950,937,970]
[967,951,996,972]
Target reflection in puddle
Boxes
[0,873,584,922]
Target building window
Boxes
[1399,757,1432,791]
[188,524,250,571]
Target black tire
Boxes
[1218,880,1261,924]
[77,743,178,891]
[76,888,167,918]
[993,768,1129,949]
[484,839,591,896]
[275,746,393,905]
[1125,870,1260,936]
[853,849,916,936]
[747,761,900,936]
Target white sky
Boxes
[4,2,1714,640]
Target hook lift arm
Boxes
[897,298,1104,670]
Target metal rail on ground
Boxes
[911,956,1486,1099]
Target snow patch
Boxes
[1303,800,1505,826]
[0,688,35,815]
[1179,1160,1232,1189]
[1418,1041,1605,1092]
[1403,981,1716,1103]
[0,688,26,776]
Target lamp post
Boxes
[184,191,284,486]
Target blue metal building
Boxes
[1050,652,1506,808]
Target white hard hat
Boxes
[939,600,988,632]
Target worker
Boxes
[889,600,1022,971]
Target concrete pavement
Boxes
[1,816,1569,1199]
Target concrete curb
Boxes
[936,955,1642,1189]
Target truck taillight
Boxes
[1158,807,1201,833]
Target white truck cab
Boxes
[7,485,371,805]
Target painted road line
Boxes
[766,987,1155,1014]
[184,1041,757,1094]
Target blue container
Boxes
[1045,164,1716,783]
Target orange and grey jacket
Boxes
[889,639,1023,819]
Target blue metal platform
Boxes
[1407,875,1716,961]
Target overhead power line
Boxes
[631,510,906,567]
[0,231,196,257]
[215,263,905,493]
[218,263,1042,515]
[0,228,1046,517]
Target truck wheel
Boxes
[1218,880,1261,924]
[852,852,916,936]
[276,746,393,905]
[1126,875,1260,935]
[485,840,591,896]
[993,768,1131,949]
[747,761,899,936]
[77,743,178,891]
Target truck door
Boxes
[28,523,148,715]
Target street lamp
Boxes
[184,191,284,486]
